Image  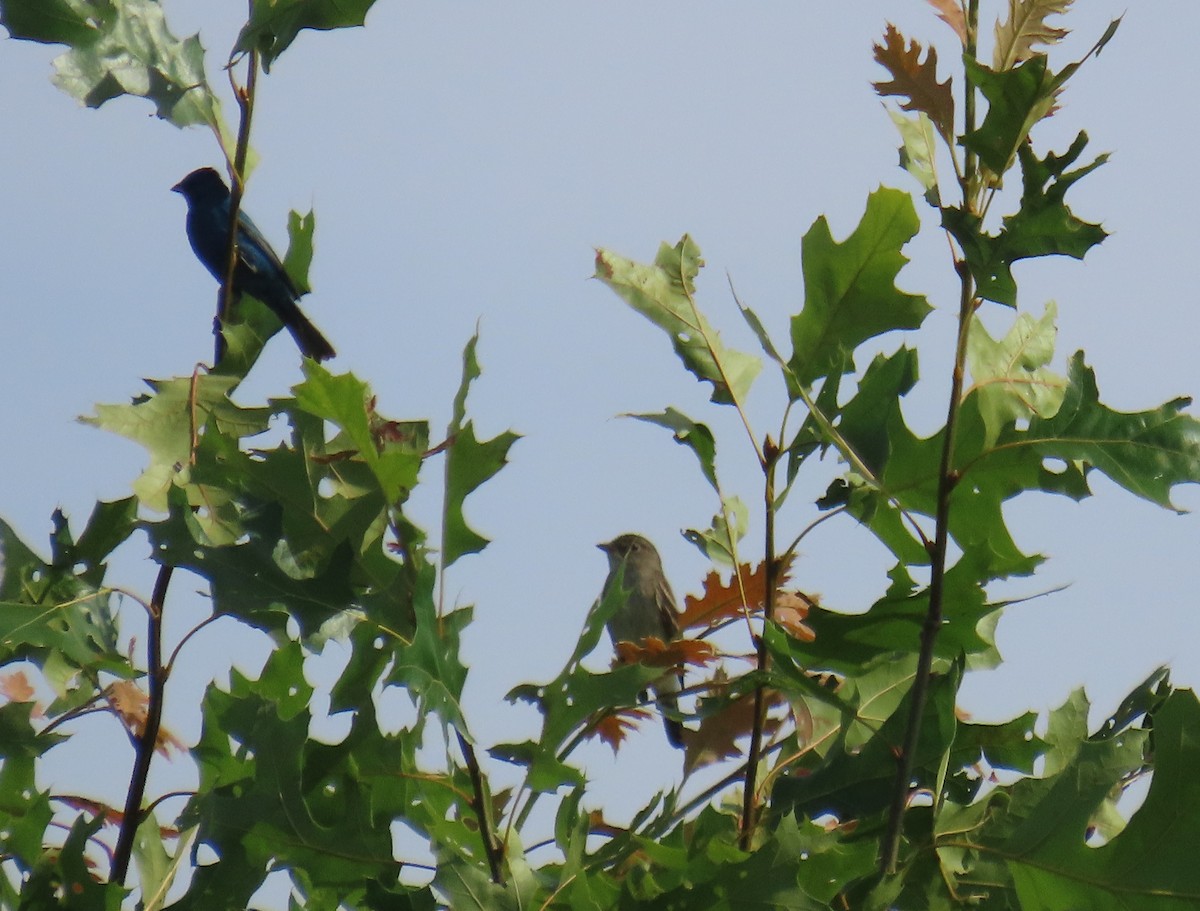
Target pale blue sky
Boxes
[3,1,1199,892]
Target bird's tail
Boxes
[655,671,687,750]
[271,295,336,361]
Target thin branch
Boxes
[739,439,780,848]
[216,41,258,365]
[111,563,173,885]
[455,729,504,884]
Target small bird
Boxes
[172,167,335,362]
[598,533,686,748]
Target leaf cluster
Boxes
[2,1,1200,909]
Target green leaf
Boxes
[967,302,1065,446]
[683,497,748,567]
[960,55,1056,177]
[237,0,379,70]
[595,235,762,405]
[293,364,424,505]
[48,0,224,131]
[83,374,272,513]
[774,660,961,821]
[0,0,97,45]
[627,409,719,492]
[946,133,1107,308]
[788,188,931,387]
[1002,692,1200,910]
[443,334,519,567]
[1001,352,1200,510]
[887,109,940,206]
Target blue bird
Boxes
[173,168,336,362]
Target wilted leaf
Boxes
[594,708,650,754]
[873,24,954,140]
[614,636,716,670]
[0,671,36,706]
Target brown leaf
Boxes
[994,0,1072,71]
[0,670,37,706]
[684,687,789,771]
[614,636,717,670]
[775,597,817,642]
[678,556,793,631]
[926,0,967,45]
[106,682,185,757]
[593,707,650,754]
[873,24,955,141]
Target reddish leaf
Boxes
[926,0,967,45]
[106,681,186,757]
[614,636,717,669]
[678,557,793,631]
[684,687,790,771]
[775,591,817,642]
[593,707,651,754]
[0,670,37,707]
[873,24,955,140]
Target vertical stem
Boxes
[739,439,779,849]
[963,0,980,198]
[455,730,505,884]
[216,42,259,365]
[878,0,980,874]
[111,564,173,885]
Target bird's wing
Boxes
[655,578,680,640]
[235,209,304,300]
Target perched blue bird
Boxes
[173,167,336,362]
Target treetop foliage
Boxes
[2,0,1199,908]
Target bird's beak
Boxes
[171,180,184,194]
[597,541,611,554]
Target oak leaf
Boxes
[994,0,1072,71]
[594,707,651,754]
[678,557,793,631]
[873,24,955,141]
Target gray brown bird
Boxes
[598,533,686,748]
